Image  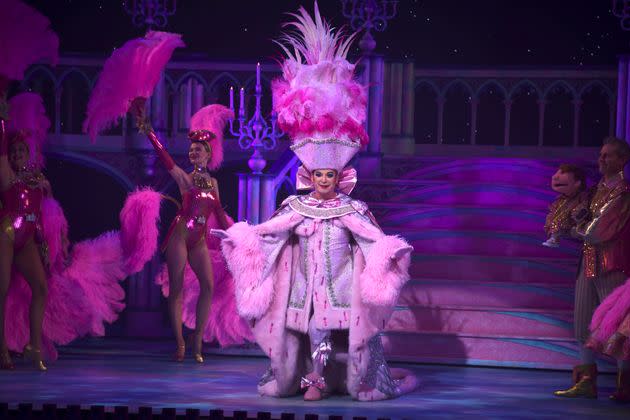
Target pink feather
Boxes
[120,188,163,274]
[83,31,185,140]
[189,104,234,171]
[6,92,51,169]
[0,0,58,80]
[590,278,630,341]
[272,2,368,146]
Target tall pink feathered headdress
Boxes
[83,31,184,140]
[189,104,234,171]
[6,93,51,169]
[0,0,59,81]
[272,2,367,174]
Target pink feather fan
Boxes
[0,0,59,81]
[83,31,185,140]
[189,104,234,171]
[7,92,51,170]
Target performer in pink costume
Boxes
[0,93,162,371]
[213,3,418,402]
[131,99,252,363]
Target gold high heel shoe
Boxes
[193,351,204,364]
[192,334,204,364]
[0,348,15,370]
[23,344,47,371]
[173,344,185,362]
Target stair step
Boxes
[357,180,556,209]
[409,253,578,284]
[394,229,580,258]
[381,332,582,369]
[371,203,547,232]
[387,305,572,338]
[400,280,573,310]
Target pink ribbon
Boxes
[296,165,357,195]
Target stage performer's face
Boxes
[598,143,627,178]
[9,140,29,171]
[189,141,211,168]
[551,168,581,197]
[311,168,338,199]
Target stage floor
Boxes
[0,338,628,419]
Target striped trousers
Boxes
[574,263,627,342]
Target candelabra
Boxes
[228,63,284,173]
[123,0,177,28]
[341,0,398,52]
[614,0,630,30]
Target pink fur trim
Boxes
[360,235,413,307]
[120,187,162,274]
[221,222,272,319]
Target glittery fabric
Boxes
[161,185,221,251]
[358,335,399,398]
[289,195,356,219]
[0,178,44,251]
[579,177,630,278]
[258,365,275,387]
[544,192,589,238]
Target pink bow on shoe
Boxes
[301,375,326,390]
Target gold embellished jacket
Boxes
[544,191,590,238]
[579,176,630,278]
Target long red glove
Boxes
[146,130,175,171]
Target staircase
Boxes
[354,154,601,369]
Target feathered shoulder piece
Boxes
[272,2,368,146]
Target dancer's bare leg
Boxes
[14,239,47,351]
[0,233,14,368]
[13,239,48,370]
[187,242,214,360]
[165,227,188,357]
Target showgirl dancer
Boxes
[132,99,251,362]
[83,31,251,363]
[0,93,161,370]
[151,104,253,359]
[213,3,418,401]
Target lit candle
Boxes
[256,62,261,87]
[229,86,234,112]
[239,87,245,117]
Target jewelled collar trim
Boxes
[290,137,361,151]
[289,196,356,220]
